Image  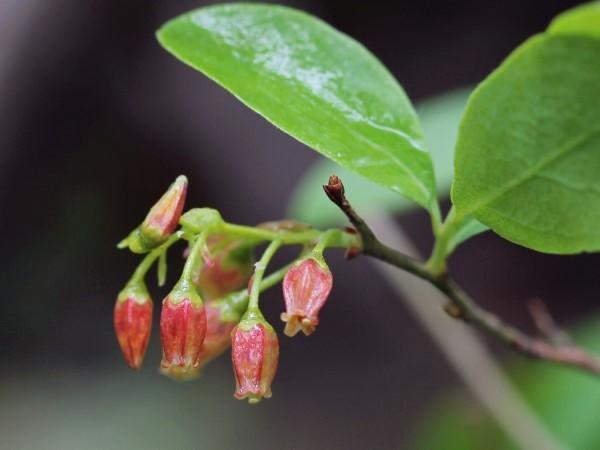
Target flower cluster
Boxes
[114,176,352,403]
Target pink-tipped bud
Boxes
[194,235,254,300]
[140,175,187,249]
[114,283,153,370]
[231,315,279,404]
[160,285,207,381]
[281,257,333,337]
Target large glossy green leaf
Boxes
[288,88,476,225]
[549,1,600,38]
[452,34,600,254]
[413,314,600,450]
[157,4,437,212]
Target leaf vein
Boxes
[463,127,600,216]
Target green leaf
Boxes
[288,88,476,226]
[157,4,437,213]
[452,34,600,254]
[549,1,600,38]
[446,217,488,253]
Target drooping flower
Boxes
[281,257,333,337]
[160,282,206,381]
[194,301,237,370]
[193,234,254,300]
[114,282,153,370]
[231,313,279,404]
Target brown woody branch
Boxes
[528,298,572,346]
[324,175,600,377]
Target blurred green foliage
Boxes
[413,314,600,450]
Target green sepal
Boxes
[117,280,150,305]
[138,226,167,250]
[291,251,330,273]
[117,227,157,254]
[238,308,273,332]
[305,252,329,271]
[168,279,204,307]
[305,229,336,269]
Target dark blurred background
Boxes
[0,1,594,449]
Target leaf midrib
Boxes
[458,127,600,217]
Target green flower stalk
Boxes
[160,232,208,381]
[231,240,282,404]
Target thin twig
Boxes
[323,175,430,279]
[324,175,600,378]
[528,298,572,346]
[370,214,564,450]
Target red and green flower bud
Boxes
[114,282,153,370]
[231,312,279,404]
[194,301,237,370]
[172,291,248,375]
[119,176,188,254]
[281,257,333,337]
[193,235,254,300]
[140,175,187,249]
[160,282,207,381]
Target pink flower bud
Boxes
[159,287,207,381]
[195,302,236,370]
[140,175,187,248]
[281,258,333,337]
[231,317,279,404]
[193,235,254,300]
[114,284,153,370]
